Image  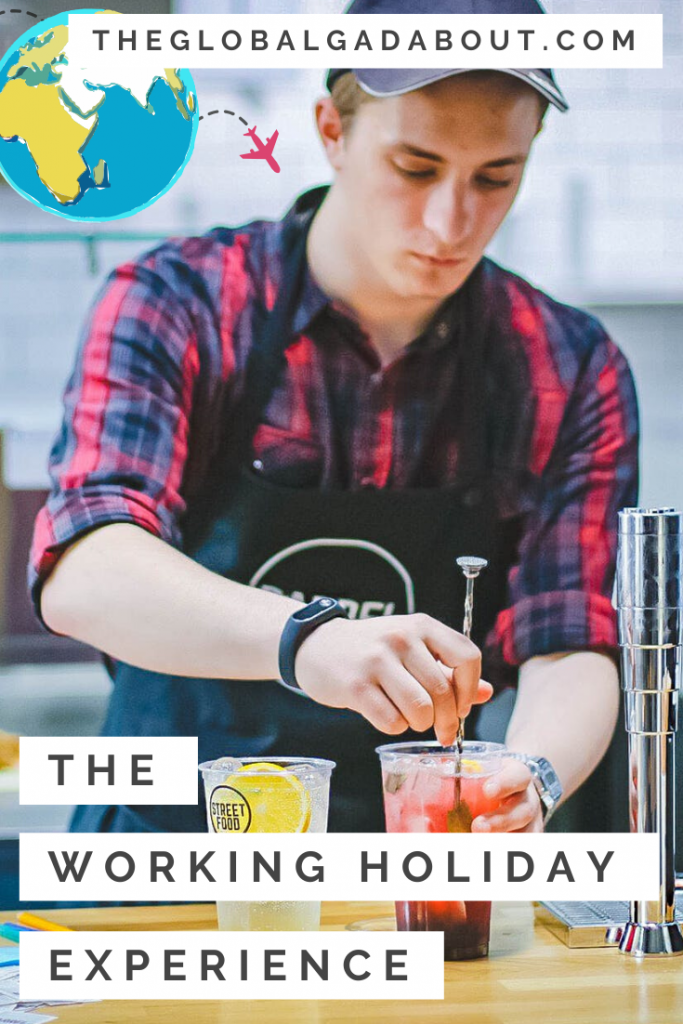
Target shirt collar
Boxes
[281,186,462,351]
[292,261,331,336]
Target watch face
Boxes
[535,759,563,803]
[295,598,335,621]
[308,598,336,618]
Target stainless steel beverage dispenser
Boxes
[607,507,683,956]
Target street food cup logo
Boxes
[209,785,252,833]
[0,8,198,220]
[249,538,416,619]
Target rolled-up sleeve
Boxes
[485,325,639,676]
[29,260,200,623]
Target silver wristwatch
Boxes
[507,753,563,824]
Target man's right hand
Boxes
[40,526,490,735]
[295,613,492,747]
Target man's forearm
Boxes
[504,651,620,803]
[41,523,302,679]
[40,522,490,745]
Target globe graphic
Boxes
[0,9,198,220]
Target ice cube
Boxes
[415,764,452,807]
[209,757,241,772]
[401,814,433,833]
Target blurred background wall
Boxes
[0,0,682,898]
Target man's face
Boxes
[327,73,543,300]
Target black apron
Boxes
[70,187,518,836]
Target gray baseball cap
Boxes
[326,0,569,113]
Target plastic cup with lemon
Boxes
[199,756,335,931]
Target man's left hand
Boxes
[470,758,543,833]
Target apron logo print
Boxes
[249,538,416,618]
[209,785,252,833]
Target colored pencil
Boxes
[16,912,73,932]
[0,922,35,942]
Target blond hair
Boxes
[330,72,378,134]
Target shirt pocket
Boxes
[251,423,324,488]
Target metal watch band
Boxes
[278,597,349,694]
[506,752,563,824]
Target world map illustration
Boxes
[0,9,198,220]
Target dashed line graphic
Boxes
[198,109,249,125]
[0,9,39,17]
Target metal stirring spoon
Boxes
[447,556,488,834]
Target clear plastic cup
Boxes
[199,756,335,931]
[376,740,505,960]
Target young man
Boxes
[30,0,638,837]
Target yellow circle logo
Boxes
[209,785,252,833]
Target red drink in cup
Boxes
[377,740,505,961]
[394,900,492,961]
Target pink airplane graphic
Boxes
[240,126,281,173]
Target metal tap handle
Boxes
[617,507,683,650]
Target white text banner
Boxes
[19,737,199,805]
[68,14,663,70]
[19,832,659,903]
[19,931,444,1002]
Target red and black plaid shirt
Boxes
[30,189,639,675]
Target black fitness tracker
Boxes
[278,597,349,693]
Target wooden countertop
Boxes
[2,902,682,1024]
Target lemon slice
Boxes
[223,761,311,833]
